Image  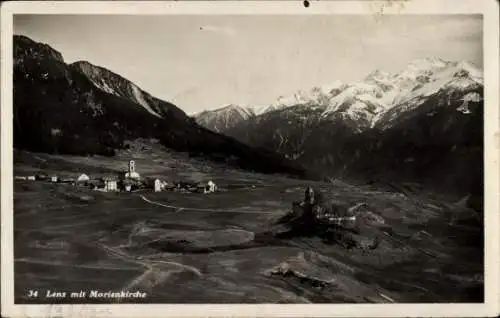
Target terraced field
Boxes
[13,150,483,303]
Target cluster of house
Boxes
[15,160,218,194]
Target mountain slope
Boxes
[71,61,187,121]
[194,104,255,132]
[221,58,483,197]
[13,35,310,178]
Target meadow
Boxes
[13,148,483,303]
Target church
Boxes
[118,160,142,192]
[124,160,141,181]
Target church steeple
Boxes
[124,160,140,181]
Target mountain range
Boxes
[13,35,309,178]
[14,34,483,202]
[194,57,484,200]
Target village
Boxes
[14,159,218,194]
[13,158,366,228]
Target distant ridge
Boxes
[194,104,255,132]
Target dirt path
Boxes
[138,194,276,215]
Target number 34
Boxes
[27,290,38,298]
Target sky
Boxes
[14,14,482,115]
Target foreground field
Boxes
[13,150,483,303]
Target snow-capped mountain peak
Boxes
[266,80,347,111]
[308,58,482,128]
[199,57,483,133]
[254,104,278,116]
[364,69,393,83]
[371,59,483,129]
[318,80,346,94]
[218,104,255,118]
[453,60,483,84]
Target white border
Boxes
[1,1,499,317]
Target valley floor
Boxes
[12,150,483,303]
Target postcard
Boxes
[1,0,498,317]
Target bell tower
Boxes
[129,160,135,173]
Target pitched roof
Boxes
[101,175,118,181]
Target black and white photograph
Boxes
[1,1,499,317]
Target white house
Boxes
[101,176,118,192]
[77,173,90,182]
[154,179,162,192]
[145,178,163,192]
[204,180,217,194]
[105,181,118,192]
[208,180,217,192]
[106,181,118,192]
